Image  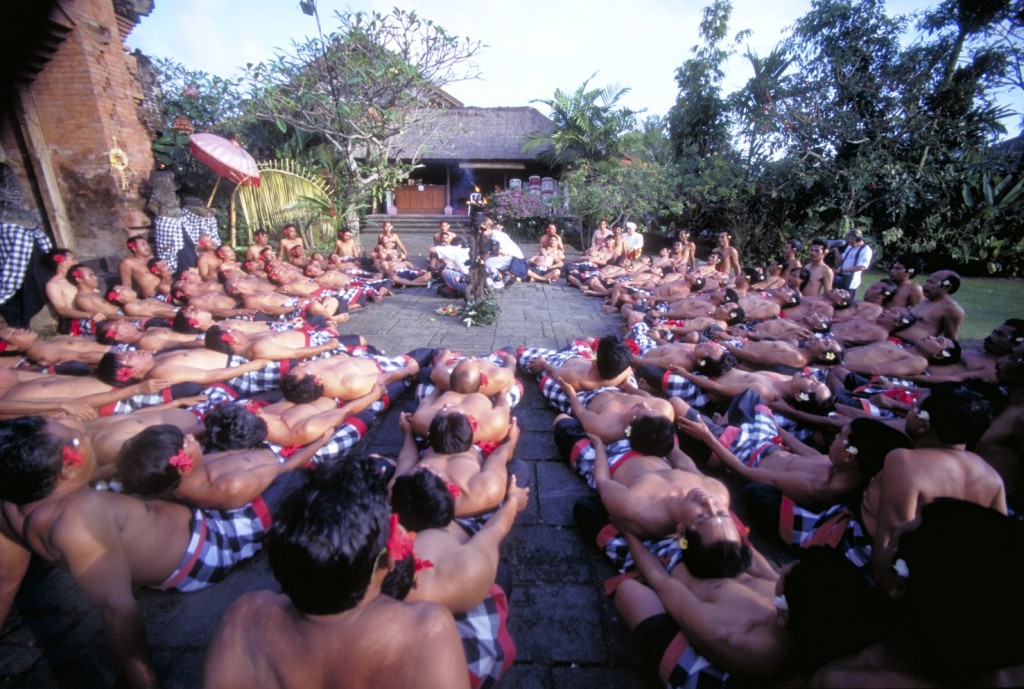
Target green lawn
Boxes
[864,270,1024,342]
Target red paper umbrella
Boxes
[189,133,261,187]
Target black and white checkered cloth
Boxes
[456,584,515,689]
[0,224,52,305]
[182,209,221,247]
[154,215,185,272]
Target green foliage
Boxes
[460,294,500,327]
[244,8,482,213]
[562,159,682,231]
[523,74,640,167]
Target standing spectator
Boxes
[833,229,873,300]
[622,222,644,260]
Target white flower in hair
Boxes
[773,594,789,612]
[623,425,632,438]
[796,391,811,402]
[893,558,910,578]
[917,410,930,422]
[845,444,859,456]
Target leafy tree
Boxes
[522,74,640,167]
[561,159,682,231]
[244,8,482,221]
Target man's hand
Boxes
[398,411,413,434]
[139,378,171,394]
[505,475,529,514]
[60,402,98,420]
[525,356,548,375]
[675,415,715,445]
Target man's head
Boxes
[878,307,916,333]
[692,342,737,378]
[788,371,833,414]
[892,499,1024,673]
[862,278,898,305]
[216,245,237,262]
[844,228,865,245]
[450,359,482,394]
[890,254,924,281]
[66,264,96,288]
[626,414,676,457]
[115,424,204,497]
[910,382,993,446]
[203,402,269,451]
[914,335,961,367]
[147,257,170,277]
[808,238,828,263]
[428,408,475,455]
[105,284,138,306]
[595,335,632,380]
[785,238,803,255]
[281,223,298,239]
[673,489,750,578]
[983,319,1024,355]
[712,302,745,326]
[825,288,851,309]
[267,457,391,615]
[922,270,960,299]
[96,349,153,387]
[716,231,732,247]
[253,229,269,244]
[0,327,39,351]
[807,337,844,365]
[281,371,325,404]
[43,248,75,272]
[127,236,153,257]
[830,417,913,480]
[0,416,89,504]
[203,325,242,355]
[95,318,139,345]
[391,468,456,532]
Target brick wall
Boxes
[12,0,154,258]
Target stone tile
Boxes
[536,462,592,526]
[502,525,594,586]
[508,584,608,664]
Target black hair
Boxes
[42,248,73,272]
[280,371,325,404]
[875,278,898,303]
[94,320,121,345]
[204,402,268,451]
[926,339,961,367]
[680,529,752,578]
[203,325,234,355]
[895,499,1024,673]
[785,547,890,669]
[895,254,924,276]
[428,412,474,454]
[810,237,829,250]
[723,305,745,326]
[919,382,993,447]
[722,288,739,304]
[0,416,65,504]
[791,389,830,416]
[66,263,88,286]
[1003,318,1024,343]
[816,341,844,365]
[690,277,706,292]
[595,335,632,380]
[847,418,913,480]
[938,272,961,294]
[254,228,269,237]
[391,470,455,532]
[115,425,186,496]
[267,457,390,615]
[172,309,202,334]
[628,416,675,457]
[798,267,811,291]
[95,351,136,388]
[693,349,737,378]
[787,238,803,252]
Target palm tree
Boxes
[522,73,640,167]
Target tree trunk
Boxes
[465,213,489,302]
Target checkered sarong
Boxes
[714,390,782,468]
[666,643,731,689]
[226,355,287,395]
[626,321,660,356]
[0,224,52,305]
[157,498,271,592]
[781,500,873,569]
[516,339,595,378]
[660,369,712,411]
[266,415,368,466]
[182,209,221,247]
[154,215,185,272]
[455,584,515,689]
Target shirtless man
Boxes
[96,348,270,389]
[526,246,563,283]
[429,350,518,398]
[861,383,1006,586]
[976,348,1024,512]
[280,354,419,405]
[96,319,204,352]
[557,378,682,445]
[835,334,959,378]
[433,220,456,246]
[0,326,113,367]
[721,336,845,371]
[245,228,271,261]
[895,269,965,342]
[106,284,179,320]
[377,221,409,257]
[411,386,512,446]
[902,319,1023,385]
[396,411,520,517]
[670,344,832,408]
[673,230,698,272]
[205,324,341,362]
[715,231,742,276]
[144,257,174,298]
[196,235,224,281]
[68,264,128,322]
[0,365,169,419]
[539,223,565,259]
[0,416,271,689]
[332,227,360,261]
[118,236,161,297]
[888,254,925,307]
[203,456,471,689]
[392,470,527,613]
[521,335,634,392]
[277,223,304,261]
[800,239,835,297]
[777,238,803,281]
[84,407,206,480]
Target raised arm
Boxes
[459,419,520,516]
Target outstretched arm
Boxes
[460,419,520,516]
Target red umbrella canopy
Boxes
[189,133,261,187]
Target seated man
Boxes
[976,345,1024,512]
[44,248,106,334]
[68,264,128,328]
[203,457,470,689]
[118,236,162,297]
[897,269,965,342]
[244,228,271,262]
[433,220,456,246]
[0,416,271,689]
[395,412,521,518]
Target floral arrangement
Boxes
[435,303,460,317]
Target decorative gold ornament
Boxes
[108,136,131,191]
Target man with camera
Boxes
[832,229,873,300]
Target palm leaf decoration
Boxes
[235,160,361,252]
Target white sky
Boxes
[126,0,1021,134]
